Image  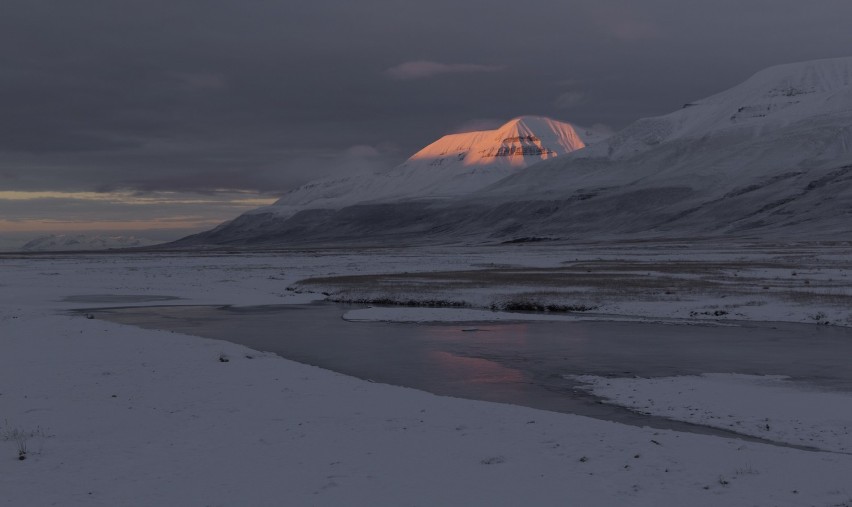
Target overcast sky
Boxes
[2,0,852,247]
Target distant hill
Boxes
[21,234,157,252]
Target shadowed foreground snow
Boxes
[2,248,852,506]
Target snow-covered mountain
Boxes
[255,116,606,215]
[409,115,607,167]
[476,57,852,236]
[176,116,606,245]
[21,234,157,252]
[174,57,852,247]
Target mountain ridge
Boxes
[171,57,852,247]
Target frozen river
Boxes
[89,302,852,445]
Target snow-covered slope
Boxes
[175,57,852,247]
[589,57,852,160]
[21,234,156,252]
[473,57,852,236]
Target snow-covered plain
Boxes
[300,241,852,327]
[3,245,852,506]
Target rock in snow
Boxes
[174,57,852,247]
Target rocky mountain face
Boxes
[404,115,605,168]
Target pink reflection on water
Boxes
[418,324,533,385]
[427,350,525,384]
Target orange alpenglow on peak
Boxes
[407,116,598,169]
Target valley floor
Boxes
[2,242,852,506]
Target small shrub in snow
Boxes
[502,300,597,313]
[734,465,759,476]
[16,435,27,460]
[809,312,830,324]
[2,423,46,461]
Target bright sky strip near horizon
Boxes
[2,0,852,247]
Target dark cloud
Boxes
[385,61,505,81]
[450,119,507,134]
[1,0,852,209]
[554,91,587,110]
